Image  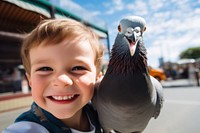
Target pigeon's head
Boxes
[109,16,148,73]
[118,16,146,56]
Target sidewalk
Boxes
[161,78,200,88]
[0,92,32,113]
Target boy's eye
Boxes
[72,66,87,71]
[37,67,53,71]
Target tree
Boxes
[179,46,200,59]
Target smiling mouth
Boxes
[48,94,79,103]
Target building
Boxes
[0,0,110,93]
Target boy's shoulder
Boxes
[8,103,72,132]
[4,103,102,133]
[2,121,49,133]
[14,103,47,124]
[14,107,38,123]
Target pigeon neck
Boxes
[108,39,148,74]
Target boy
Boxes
[3,18,104,133]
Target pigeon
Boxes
[92,16,164,133]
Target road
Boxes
[143,80,200,133]
[0,79,200,133]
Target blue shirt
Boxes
[3,102,102,133]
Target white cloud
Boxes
[194,8,200,14]
[140,0,200,67]
[104,0,125,15]
[148,0,164,11]
[127,1,149,16]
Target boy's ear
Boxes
[96,71,103,81]
[25,73,32,87]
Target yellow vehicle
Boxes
[148,66,166,81]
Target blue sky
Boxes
[60,0,200,68]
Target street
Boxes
[144,86,200,133]
[0,79,200,133]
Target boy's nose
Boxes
[53,74,73,87]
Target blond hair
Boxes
[21,18,104,75]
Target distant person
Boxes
[188,63,196,85]
[3,19,103,133]
[182,66,189,79]
[11,67,22,93]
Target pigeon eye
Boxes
[134,27,141,33]
[126,27,134,36]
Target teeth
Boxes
[52,95,75,100]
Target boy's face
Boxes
[26,38,99,119]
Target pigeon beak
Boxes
[129,40,136,56]
[126,33,137,56]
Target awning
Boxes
[177,59,195,65]
[0,0,108,37]
[0,0,110,64]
